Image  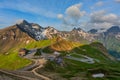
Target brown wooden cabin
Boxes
[18,48,28,56]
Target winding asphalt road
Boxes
[66,53,95,64]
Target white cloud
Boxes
[115,0,120,3]
[57,3,86,30]
[90,10,118,23]
[87,10,120,29]
[95,1,104,7]
[65,3,85,22]
[91,1,104,10]
[87,22,112,29]
[57,14,63,19]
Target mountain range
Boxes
[1,20,120,59]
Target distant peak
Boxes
[88,29,98,34]
[46,26,54,29]
[108,26,119,30]
[16,19,28,25]
[72,27,82,31]
[106,26,120,34]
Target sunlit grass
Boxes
[0,52,31,70]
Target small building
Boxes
[53,51,60,57]
[92,73,104,78]
[56,57,63,63]
[18,48,28,56]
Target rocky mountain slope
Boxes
[1,20,120,59]
[0,24,34,54]
[0,20,95,53]
[16,20,95,42]
[89,26,120,59]
[16,20,47,40]
[15,20,120,59]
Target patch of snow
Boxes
[42,29,47,35]
[92,73,104,78]
[97,29,107,33]
[41,30,47,37]
[32,25,40,29]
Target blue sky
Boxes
[0,0,120,31]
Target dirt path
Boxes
[0,69,38,80]
[32,65,51,80]
[31,58,52,80]
[19,57,51,80]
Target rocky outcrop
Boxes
[16,20,47,41]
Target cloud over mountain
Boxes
[57,3,85,29]
[65,3,85,22]
[86,10,120,29]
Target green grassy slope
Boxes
[40,42,120,80]
[0,39,55,70]
[0,52,31,70]
[0,38,79,70]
